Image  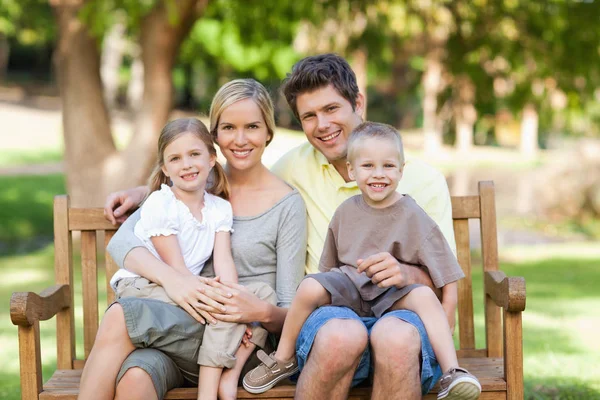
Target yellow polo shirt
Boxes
[271,142,456,274]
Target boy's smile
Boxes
[347,137,404,209]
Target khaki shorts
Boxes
[113,280,277,398]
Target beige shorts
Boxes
[114,277,277,368]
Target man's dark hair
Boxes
[281,53,360,120]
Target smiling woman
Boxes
[79,79,307,400]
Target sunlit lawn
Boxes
[1,173,599,399]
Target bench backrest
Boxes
[52,181,501,370]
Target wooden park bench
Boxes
[11,181,525,399]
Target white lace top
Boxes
[110,184,233,289]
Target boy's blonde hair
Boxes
[347,121,405,164]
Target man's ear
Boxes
[347,161,355,181]
[354,92,366,118]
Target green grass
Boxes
[0,148,63,167]
[0,174,65,255]
[1,173,600,399]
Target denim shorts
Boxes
[295,306,442,395]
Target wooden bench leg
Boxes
[18,321,43,400]
[504,310,524,400]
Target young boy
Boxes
[243,122,482,400]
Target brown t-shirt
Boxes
[319,194,464,301]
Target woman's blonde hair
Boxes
[209,79,276,146]
[148,118,230,200]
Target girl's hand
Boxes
[202,279,265,324]
[162,274,231,325]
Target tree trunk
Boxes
[422,49,444,154]
[53,1,204,207]
[53,3,116,207]
[351,47,368,119]
[520,103,538,158]
[118,0,203,188]
[454,75,477,153]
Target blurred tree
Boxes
[52,0,206,206]
[0,0,55,80]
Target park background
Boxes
[1,0,600,398]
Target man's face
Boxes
[295,84,364,164]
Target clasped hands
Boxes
[356,252,413,289]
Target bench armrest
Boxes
[484,271,526,312]
[10,284,71,327]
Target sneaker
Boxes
[437,367,482,399]
[242,350,299,394]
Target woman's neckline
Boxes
[233,188,298,221]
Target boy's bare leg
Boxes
[78,304,135,400]
[197,366,222,400]
[390,286,458,371]
[274,278,331,361]
[219,342,256,400]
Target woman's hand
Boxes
[162,274,232,325]
[202,279,266,324]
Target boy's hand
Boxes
[357,252,410,288]
[241,326,253,348]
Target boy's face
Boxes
[295,84,364,164]
[347,137,404,209]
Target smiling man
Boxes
[270,53,456,399]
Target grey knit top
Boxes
[107,189,307,308]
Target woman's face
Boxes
[216,98,271,171]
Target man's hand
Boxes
[103,186,149,225]
[357,252,412,289]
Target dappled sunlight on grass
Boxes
[0,174,65,245]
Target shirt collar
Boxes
[313,147,358,190]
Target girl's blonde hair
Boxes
[148,118,230,200]
[209,79,276,146]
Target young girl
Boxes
[109,117,273,400]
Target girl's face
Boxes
[161,132,216,195]
[215,98,271,171]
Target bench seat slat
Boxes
[39,358,506,399]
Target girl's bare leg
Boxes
[274,278,331,361]
[390,286,458,371]
[78,304,135,400]
[197,366,222,400]
[218,342,256,400]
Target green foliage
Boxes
[180,0,314,80]
[0,0,55,43]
